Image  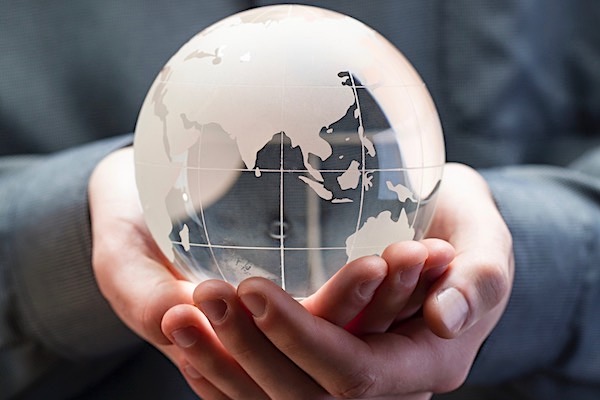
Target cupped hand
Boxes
[162,163,513,399]
[162,240,454,399]
[89,147,195,364]
[423,163,514,339]
[88,146,450,398]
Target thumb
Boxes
[424,249,514,338]
[423,164,514,338]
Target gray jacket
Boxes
[1,1,599,399]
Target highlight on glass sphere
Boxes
[134,4,445,299]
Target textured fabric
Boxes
[475,165,600,395]
[0,135,137,398]
[0,1,599,399]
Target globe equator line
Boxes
[183,167,445,173]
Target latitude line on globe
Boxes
[171,241,383,251]
[139,161,444,173]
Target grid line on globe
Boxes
[134,4,445,298]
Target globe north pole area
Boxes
[134,4,445,298]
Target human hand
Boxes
[423,162,514,339]
[161,239,455,399]
[88,146,451,399]
[162,163,513,399]
[89,147,195,365]
[87,146,450,399]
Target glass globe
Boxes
[134,4,445,299]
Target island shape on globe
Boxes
[134,4,445,298]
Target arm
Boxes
[162,150,600,398]
[88,147,456,399]
[0,136,138,398]
[468,148,600,391]
[160,163,514,399]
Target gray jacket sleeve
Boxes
[0,135,139,398]
[467,147,600,397]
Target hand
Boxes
[161,240,455,399]
[423,163,514,339]
[88,147,445,398]
[162,163,513,399]
[89,147,195,365]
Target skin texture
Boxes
[90,148,513,399]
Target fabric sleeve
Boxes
[0,135,140,397]
[467,147,600,394]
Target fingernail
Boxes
[398,264,423,287]
[199,298,228,323]
[183,364,202,380]
[171,327,198,348]
[240,293,266,317]
[437,287,469,335]
[358,276,384,298]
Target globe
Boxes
[134,4,445,299]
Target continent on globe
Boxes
[134,4,445,298]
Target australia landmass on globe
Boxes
[133,5,443,296]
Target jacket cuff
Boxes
[7,135,140,359]
[469,166,599,384]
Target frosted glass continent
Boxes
[134,4,445,298]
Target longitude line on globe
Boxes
[279,130,286,290]
[347,72,367,259]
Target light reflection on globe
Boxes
[134,4,445,298]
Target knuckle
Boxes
[474,260,510,310]
[141,298,161,338]
[430,349,474,394]
[431,368,469,394]
[330,368,377,399]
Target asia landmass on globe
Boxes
[134,4,445,298]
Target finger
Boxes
[90,148,195,345]
[419,239,456,270]
[379,318,480,394]
[178,357,235,400]
[393,239,455,321]
[239,277,474,397]
[345,241,427,335]
[94,244,196,345]
[161,346,234,400]
[307,240,453,334]
[186,377,231,400]
[423,249,513,338]
[424,164,514,338]
[162,303,266,399]
[194,280,328,400]
[238,277,382,399]
[302,255,387,327]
